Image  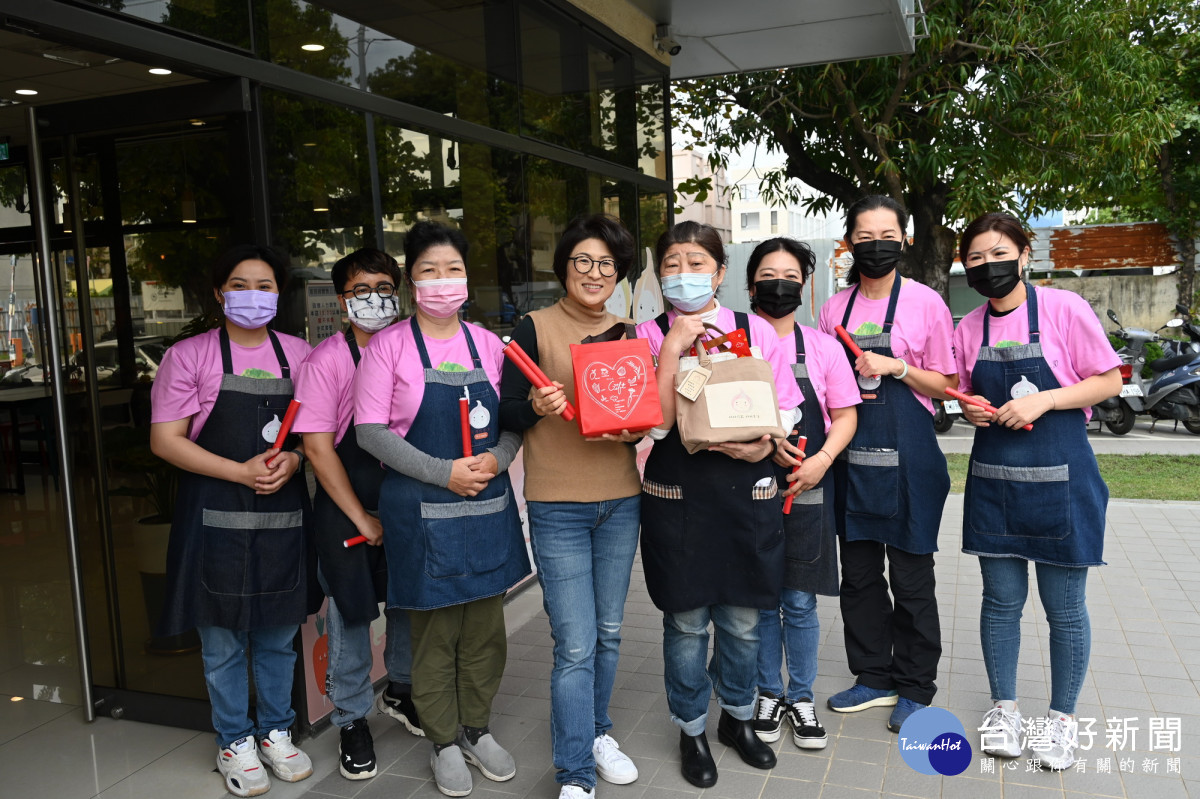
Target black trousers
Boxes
[838,538,941,705]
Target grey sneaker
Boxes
[459,731,516,782]
[431,744,473,797]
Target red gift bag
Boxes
[570,338,663,436]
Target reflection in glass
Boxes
[79,0,253,50]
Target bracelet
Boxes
[290,449,306,467]
[818,450,834,466]
[894,359,909,380]
[1049,390,1057,409]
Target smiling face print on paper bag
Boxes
[583,356,648,420]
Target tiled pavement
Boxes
[2,494,1198,798]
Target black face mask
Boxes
[753,279,804,318]
[967,259,1022,299]
[852,240,903,279]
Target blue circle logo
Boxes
[896,707,973,776]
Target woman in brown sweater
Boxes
[499,214,644,799]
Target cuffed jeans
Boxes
[663,604,760,736]
[757,588,820,702]
[319,568,414,728]
[979,556,1091,715]
[528,496,640,790]
[197,624,298,748]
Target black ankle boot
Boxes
[717,709,777,769]
[678,730,717,788]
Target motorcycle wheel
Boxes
[933,400,954,433]
[1185,419,1200,435]
[1104,401,1136,436]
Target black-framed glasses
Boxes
[341,283,396,299]
[568,254,618,277]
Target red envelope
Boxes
[570,338,663,437]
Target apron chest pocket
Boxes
[968,461,1071,539]
[420,489,512,578]
[784,486,824,563]
[200,509,303,596]
[845,448,900,520]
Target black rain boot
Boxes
[679,729,717,788]
[717,709,777,769]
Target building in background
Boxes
[672,149,731,242]
[730,166,841,244]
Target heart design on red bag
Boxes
[583,356,648,420]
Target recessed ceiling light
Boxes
[15,89,37,96]
[10,696,22,702]
[148,68,172,75]
[301,43,325,52]
[190,119,206,126]
[302,141,317,147]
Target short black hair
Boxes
[404,221,469,274]
[552,214,636,287]
[331,248,402,294]
[844,194,908,284]
[745,237,816,291]
[211,244,290,291]
[654,221,726,275]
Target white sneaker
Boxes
[257,728,313,782]
[217,737,270,797]
[979,701,1023,758]
[1040,713,1079,771]
[559,784,595,799]
[593,733,638,784]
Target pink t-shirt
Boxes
[293,332,361,447]
[952,286,1121,419]
[777,324,863,434]
[352,318,504,438]
[817,278,956,414]
[634,305,804,413]
[150,327,313,440]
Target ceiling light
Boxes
[15,89,37,96]
[148,68,172,75]
[181,189,197,224]
[10,696,22,702]
[189,119,205,126]
[301,43,325,52]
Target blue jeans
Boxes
[663,604,760,736]
[320,568,413,727]
[197,624,299,748]
[528,496,641,790]
[757,589,820,701]
[979,557,1091,715]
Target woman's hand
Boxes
[993,392,1055,430]
[708,434,774,462]
[854,351,899,379]
[531,381,568,417]
[447,455,496,497]
[786,453,829,496]
[772,437,804,469]
[251,449,300,495]
[663,314,707,355]
[585,429,648,443]
[355,515,384,546]
[961,393,994,427]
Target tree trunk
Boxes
[906,194,955,302]
[1177,232,1196,311]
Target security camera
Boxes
[654,24,682,56]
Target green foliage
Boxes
[1143,340,1166,379]
[946,453,1200,500]
[674,0,1179,295]
[1108,333,1125,352]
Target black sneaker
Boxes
[752,690,784,742]
[339,718,377,780]
[786,699,828,750]
[377,683,425,737]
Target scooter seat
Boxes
[1150,353,1195,373]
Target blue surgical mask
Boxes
[661,273,716,313]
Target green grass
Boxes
[945,453,1200,501]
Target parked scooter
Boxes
[1093,308,1200,435]
[933,397,963,433]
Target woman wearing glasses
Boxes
[354,222,531,797]
[499,214,643,799]
[293,249,421,782]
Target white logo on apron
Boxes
[262,414,281,443]
[468,400,491,430]
[1010,375,1039,400]
[857,374,882,391]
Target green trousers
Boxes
[408,592,507,745]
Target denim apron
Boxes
[311,328,389,623]
[378,322,529,611]
[832,278,949,555]
[160,328,316,635]
[640,312,784,614]
[778,325,839,596]
[962,284,1107,566]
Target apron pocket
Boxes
[752,478,783,551]
[200,509,304,596]
[845,448,900,520]
[969,461,1071,538]
[641,479,685,549]
[784,487,824,563]
[420,490,511,577]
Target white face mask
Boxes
[345,293,399,332]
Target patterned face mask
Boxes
[345,293,399,332]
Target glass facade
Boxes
[0,0,668,729]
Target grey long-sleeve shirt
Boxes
[356,423,521,488]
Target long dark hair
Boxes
[844,195,907,284]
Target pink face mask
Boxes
[412,278,468,318]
